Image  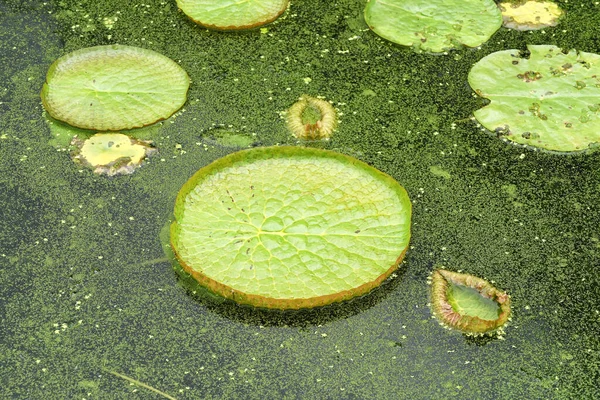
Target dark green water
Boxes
[1,0,599,398]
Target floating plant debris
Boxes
[176,0,289,31]
[364,0,502,53]
[469,45,600,152]
[41,45,189,131]
[170,146,411,309]
[429,269,511,335]
[71,133,157,176]
[286,95,337,140]
[499,1,563,31]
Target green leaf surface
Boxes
[170,146,412,309]
[469,45,600,152]
[447,283,500,321]
[176,0,289,31]
[364,0,502,53]
[41,45,190,131]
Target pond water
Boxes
[1,0,599,398]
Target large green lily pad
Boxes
[176,0,289,31]
[170,146,412,309]
[429,269,511,335]
[41,45,190,131]
[364,0,502,53]
[469,45,600,152]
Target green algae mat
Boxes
[2,0,600,398]
[171,147,411,309]
[41,45,189,131]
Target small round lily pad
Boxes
[71,133,157,176]
[499,1,563,31]
[176,0,289,31]
[429,269,511,335]
[469,45,600,152]
[41,45,190,131]
[364,0,502,53]
[170,146,411,309]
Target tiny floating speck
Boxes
[71,133,157,176]
[286,95,337,140]
[429,269,511,336]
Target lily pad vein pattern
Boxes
[171,147,411,308]
[469,45,600,152]
[41,45,190,131]
[364,0,502,53]
[176,0,289,30]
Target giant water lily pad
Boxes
[364,0,502,53]
[429,269,511,335]
[170,146,411,309]
[41,45,190,131]
[469,45,600,152]
[176,0,289,31]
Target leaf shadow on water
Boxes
[171,257,409,328]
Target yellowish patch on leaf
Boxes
[72,133,156,176]
[499,1,563,31]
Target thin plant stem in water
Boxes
[103,368,177,400]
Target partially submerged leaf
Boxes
[469,45,600,152]
[429,269,511,335]
[41,45,190,131]
[499,1,563,31]
[202,127,258,148]
[364,0,502,53]
[447,282,500,321]
[176,0,289,31]
[170,146,412,309]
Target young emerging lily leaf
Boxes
[469,45,600,152]
[170,146,412,309]
[176,0,289,31]
[429,269,511,335]
[364,0,502,53]
[41,45,190,131]
[286,95,337,140]
[499,1,563,31]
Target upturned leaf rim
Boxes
[170,146,412,309]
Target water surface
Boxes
[1,0,598,398]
